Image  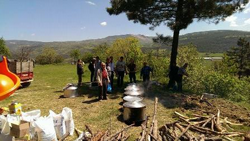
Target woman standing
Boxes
[77,59,84,86]
[97,62,110,100]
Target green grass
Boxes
[1,64,249,140]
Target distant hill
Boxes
[6,30,250,58]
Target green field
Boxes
[1,64,249,140]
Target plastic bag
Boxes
[61,107,74,135]
[49,110,66,139]
[34,116,57,141]
[0,115,10,135]
[21,110,41,140]
[107,83,112,93]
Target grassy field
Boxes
[1,64,249,140]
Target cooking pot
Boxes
[64,86,78,98]
[123,95,143,103]
[123,101,146,125]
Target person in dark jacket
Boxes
[140,62,152,82]
[127,59,136,83]
[167,62,179,90]
[88,58,95,82]
[176,63,188,92]
[77,59,84,86]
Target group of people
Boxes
[77,56,153,101]
[167,62,188,92]
[77,57,188,100]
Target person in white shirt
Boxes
[115,56,126,87]
[108,56,115,89]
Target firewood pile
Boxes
[75,124,133,141]
[137,97,161,141]
[158,110,247,141]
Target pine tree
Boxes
[0,37,11,57]
[226,38,250,78]
[107,0,248,77]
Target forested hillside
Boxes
[6,30,250,57]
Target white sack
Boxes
[49,110,66,139]
[34,116,57,141]
[61,107,74,135]
[0,115,10,135]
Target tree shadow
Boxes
[82,99,100,104]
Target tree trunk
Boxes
[169,0,183,69]
[170,29,180,67]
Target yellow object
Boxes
[0,74,15,94]
[9,102,22,115]
[0,56,21,101]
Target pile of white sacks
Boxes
[0,107,74,141]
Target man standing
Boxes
[116,56,126,87]
[88,58,95,82]
[140,62,152,82]
[167,62,179,90]
[176,63,188,92]
[127,59,136,83]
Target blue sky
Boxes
[0,0,250,42]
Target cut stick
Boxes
[175,123,193,140]
[150,97,158,134]
[224,117,243,126]
[174,111,189,119]
[202,115,215,128]
[104,124,134,141]
[174,124,191,141]
[86,125,94,135]
[215,109,223,132]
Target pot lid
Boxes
[67,86,78,90]
[123,96,143,102]
[124,90,144,96]
[124,85,141,91]
[123,101,146,108]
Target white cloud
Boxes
[225,15,238,27]
[86,1,96,6]
[100,22,107,26]
[31,33,35,36]
[80,27,86,30]
[244,18,250,25]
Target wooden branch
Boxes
[174,124,191,141]
[224,117,243,126]
[150,97,158,134]
[215,109,223,132]
[175,123,193,140]
[74,128,82,137]
[86,124,94,135]
[104,124,134,141]
[58,132,70,141]
[202,115,215,128]
[174,111,189,119]
[152,120,158,141]
[139,125,146,141]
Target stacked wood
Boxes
[75,124,133,141]
[159,110,246,141]
[138,97,162,141]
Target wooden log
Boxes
[74,128,82,137]
[224,117,243,126]
[91,131,105,141]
